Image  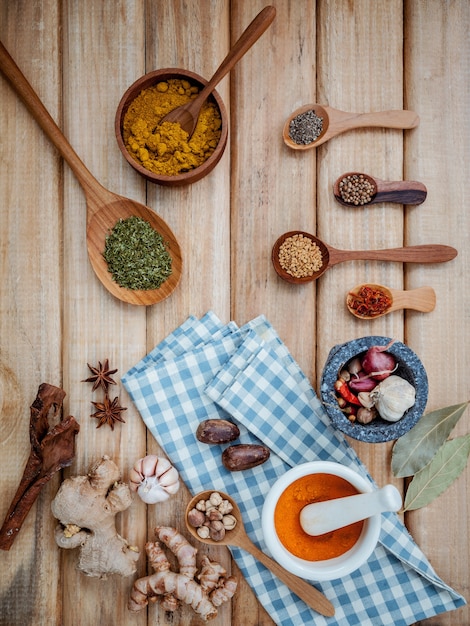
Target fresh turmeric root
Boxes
[128,526,237,621]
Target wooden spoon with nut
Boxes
[333,172,427,207]
[347,283,436,319]
[185,490,335,617]
[0,41,182,306]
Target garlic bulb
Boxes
[369,375,416,422]
[129,455,180,504]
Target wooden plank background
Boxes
[0,1,468,625]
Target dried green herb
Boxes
[403,434,470,511]
[103,216,172,290]
[392,402,469,477]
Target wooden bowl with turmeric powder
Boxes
[115,68,228,186]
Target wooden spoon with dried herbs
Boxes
[0,41,182,306]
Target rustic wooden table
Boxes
[0,1,468,625]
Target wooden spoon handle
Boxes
[389,286,436,312]
[0,40,103,195]
[373,180,427,205]
[192,6,276,109]
[236,535,335,617]
[330,107,419,131]
[328,244,457,266]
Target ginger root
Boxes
[51,455,139,578]
[128,526,237,621]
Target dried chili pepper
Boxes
[348,285,392,318]
[334,379,362,406]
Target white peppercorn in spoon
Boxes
[283,104,419,150]
[0,41,182,306]
[333,172,427,207]
[185,490,335,617]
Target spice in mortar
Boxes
[278,234,323,278]
[103,216,172,290]
[348,284,392,318]
[338,174,376,205]
[123,79,222,176]
[288,109,323,144]
[274,473,364,561]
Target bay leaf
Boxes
[403,434,470,511]
[392,402,469,477]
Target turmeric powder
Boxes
[123,79,222,176]
[274,473,364,561]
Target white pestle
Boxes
[299,484,402,536]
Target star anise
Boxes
[82,359,118,392]
[90,395,127,430]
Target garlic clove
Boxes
[128,466,145,491]
[137,477,171,504]
[129,455,180,503]
[370,374,416,422]
[141,454,159,476]
[153,457,172,478]
[158,466,180,488]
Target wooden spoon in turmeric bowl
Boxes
[346,283,436,319]
[0,41,182,306]
[160,6,276,136]
[185,490,335,617]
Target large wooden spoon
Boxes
[283,104,419,149]
[185,490,335,617]
[333,172,427,207]
[161,6,276,136]
[0,41,182,306]
[272,231,458,284]
[346,283,436,319]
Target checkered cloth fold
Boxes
[122,311,465,626]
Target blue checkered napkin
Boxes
[122,312,465,626]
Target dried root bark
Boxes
[128,526,237,621]
[0,383,80,550]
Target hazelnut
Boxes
[209,520,225,541]
[207,508,223,521]
[197,526,211,539]
[222,514,237,531]
[218,499,233,515]
[187,508,206,528]
[209,492,223,507]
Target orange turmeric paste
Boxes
[274,473,364,561]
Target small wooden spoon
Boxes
[161,6,276,136]
[333,172,427,207]
[0,41,182,306]
[185,490,335,617]
[283,104,419,150]
[272,231,457,284]
[346,283,436,319]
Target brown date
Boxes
[222,444,270,471]
[196,419,240,444]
